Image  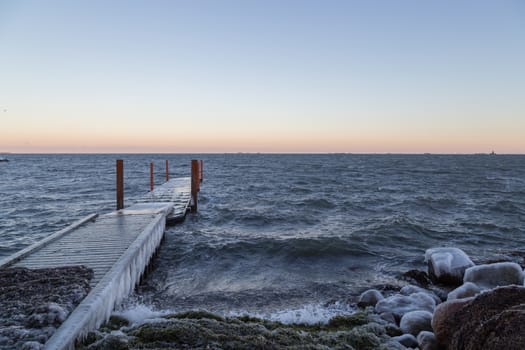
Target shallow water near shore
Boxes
[1,154,525,324]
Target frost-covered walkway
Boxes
[0,177,192,350]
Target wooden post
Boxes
[191,159,199,212]
[150,162,154,191]
[116,159,124,210]
[199,160,203,183]
[165,160,169,182]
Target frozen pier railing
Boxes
[0,159,203,350]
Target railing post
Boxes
[116,159,124,210]
[191,160,199,212]
[199,160,203,183]
[165,160,169,182]
[150,162,154,191]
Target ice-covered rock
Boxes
[357,289,384,308]
[379,312,396,324]
[392,333,418,348]
[447,282,480,300]
[417,331,438,350]
[425,247,474,285]
[400,285,441,305]
[399,310,433,336]
[463,262,524,289]
[21,341,44,350]
[27,303,68,328]
[375,292,436,320]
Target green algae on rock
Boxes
[78,310,406,350]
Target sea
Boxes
[1,154,525,324]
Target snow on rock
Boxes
[463,262,524,289]
[357,289,384,308]
[0,266,92,349]
[425,247,474,285]
[400,285,441,305]
[379,312,396,324]
[27,303,68,328]
[417,331,438,350]
[399,310,433,336]
[392,333,419,348]
[375,292,436,320]
[20,341,44,350]
[447,282,480,300]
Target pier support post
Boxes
[199,160,203,183]
[191,160,199,212]
[150,162,154,191]
[165,160,169,182]
[116,160,124,210]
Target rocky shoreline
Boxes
[355,247,525,349]
[2,247,525,349]
[79,247,525,350]
[0,266,93,350]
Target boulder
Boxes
[463,262,524,289]
[467,304,525,349]
[375,292,436,320]
[417,331,438,350]
[431,297,473,347]
[448,286,525,349]
[392,333,418,348]
[447,282,480,300]
[400,285,441,305]
[399,310,433,336]
[425,247,474,285]
[379,312,396,324]
[357,289,384,308]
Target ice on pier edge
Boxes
[45,215,166,349]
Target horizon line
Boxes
[2,151,524,156]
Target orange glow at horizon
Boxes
[1,104,523,154]
[2,124,523,154]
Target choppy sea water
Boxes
[1,154,525,323]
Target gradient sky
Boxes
[1,0,524,153]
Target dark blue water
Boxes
[1,154,525,322]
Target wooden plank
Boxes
[0,214,98,268]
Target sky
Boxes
[1,0,524,153]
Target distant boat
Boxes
[490,151,496,155]
[0,158,9,162]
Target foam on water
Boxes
[115,303,170,326]
[114,300,356,327]
[230,302,356,325]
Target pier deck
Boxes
[0,176,194,350]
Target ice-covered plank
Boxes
[107,202,174,216]
[0,214,98,268]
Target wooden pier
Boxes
[0,160,203,350]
